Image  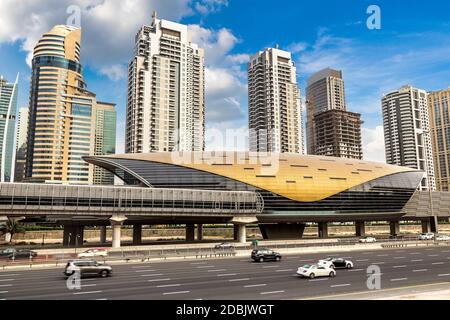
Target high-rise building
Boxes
[382,85,436,191]
[306,68,363,159]
[0,74,18,182]
[14,107,29,182]
[126,12,205,154]
[248,47,303,153]
[428,87,450,191]
[313,109,363,159]
[93,102,117,185]
[26,25,116,185]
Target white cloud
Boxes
[194,0,228,15]
[362,126,386,163]
[287,42,308,54]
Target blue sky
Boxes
[1,0,450,162]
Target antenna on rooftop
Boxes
[152,10,157,25]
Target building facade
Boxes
[248,48,303,154]
[26,25,116,185]
[313,109,363,159]
[428,87,450,191]
[14,107,29,182]
[93,102,117,185]
[126,12,205,154]
[382,85,436,191]
[306,68,363,159]
[0,75,18,182]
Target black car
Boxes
[319,257,354,269]
[251,248,282,262]
[0,248,16,258]
[8,250,38,260]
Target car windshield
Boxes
[302,264,312,269]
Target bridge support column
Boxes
[430,216,439,234]
[231,217,257,244]
[233,225,239,241]
[355,221,366,237]
[390,221,400,237]
[237,224,247,244]
[186,224,195,242]
[100,226,107,244]
[63,225,84,247]
[197,224,204,241]
[110,215,127,249]
[318,222,329,238]
[133,225,142,245]
[422,219,431,233]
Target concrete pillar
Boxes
[233,225,239,241]
[197,224,204,241]
[133,224,142,245]
[318,222,329,238]
[63,225,84,247]
[430,216,439,233]
[390,221,400,237]
[110,215,127,249]
[422,220,431,233]
[186,224,195,242]
[237,224,247,244]
[99,226,107,244]
[355,221,366,237]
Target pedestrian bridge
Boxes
[0,183,264,218]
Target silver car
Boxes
[64,260,112,278]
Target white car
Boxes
[318,258,354,269]
[297,264,336,279]
[77,249,108,259]
[359,236,377,243]
[435,235,450,241]
[418,233,435,241]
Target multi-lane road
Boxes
[0,246,450,300]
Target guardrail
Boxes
[381,240,450,249]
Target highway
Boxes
[0,246,449,300]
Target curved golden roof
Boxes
[100,152,421,203]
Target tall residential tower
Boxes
[14,107,29,182]
[0,75,18,182]
[306,68,363,159]
[126,12,205,154]
[382,85,436,191]
[248,48,303,153]
[26,25,116,185]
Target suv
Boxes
[64,260,112,278]
[418,233,435,240]
[251,248,282,263]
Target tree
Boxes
[5,219,25,242]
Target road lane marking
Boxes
[413,269,428,273]
[428,255,439,257]
[330,284,351,288]
[356,259,369,262]
[262,266,278,269]
[218,274,237,277]
[207,269,227,273]
[73,291,103,295]
[244,284,267,288]
[377,254,389,257]
[0,274,18,277]
[393,265,407,269]
[394,257,406,259]
[0,279,14,282]
[163,291,190,296]
[411,259,423,262]
[438,274,450,277]
[147,279,171,282]
[276,269,294,272]
[229,278,250,282]
[309,278,329,282]
[409,252,421,255]
[348,269,364,272]
[81,284,97,288]
[260,290,285,295]
[432,262,444,265]
[0,291,8,294]
[0,285,12,288]
[372,262,385,265]
[191,262,208,265]
[157,284,181,288]
[141,274,164,277]
[390,278,408,282]
[133,266,154,269]
[196,266,215,269]
[96,298,108,300]
[135,269,156,273]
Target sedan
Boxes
[77,249,108,259]
[435,235,450,241]
[8,250,37,260]
[318,258,354,269]
[214,243,234,250]
[359,236,377,243]
[297,264,336,279]
[251,249,282,263]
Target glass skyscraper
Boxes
[0,74,18,182]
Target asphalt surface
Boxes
[0,245,449,300]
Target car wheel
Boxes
[309,273,315,279]
[329,272,336,278]
[347,264,353,269]
[275,256,281,262]
[259,257,264,263]
[100,270,109,278]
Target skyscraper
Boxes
[93,102,117,185]
[382,85,436,191]
[126,12,205,154]
[428,87,450,191]
[248,47,303,153]
[26,25,116,185]
[14,107,29,182]
[0,74,18,182]
[306,68,363,159]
